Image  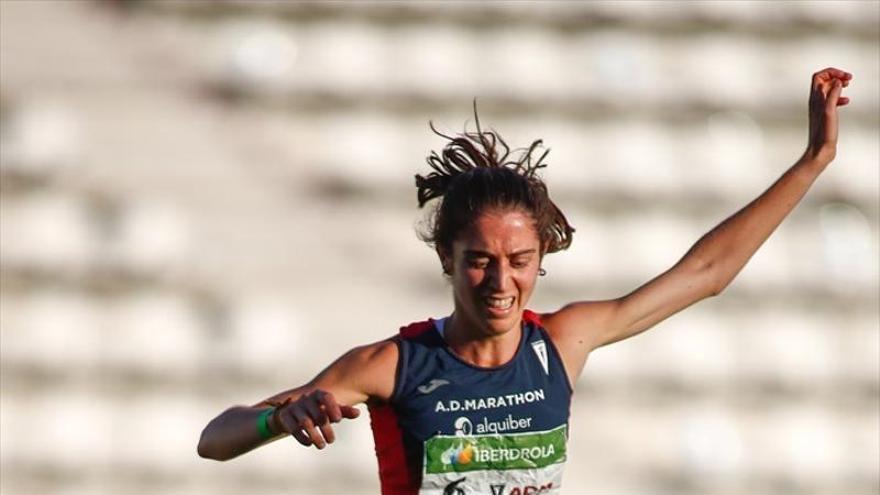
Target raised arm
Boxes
[543,67,852,382]
[197,338,398,461]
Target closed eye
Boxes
[510,256,533,268]
[467,257,490,269]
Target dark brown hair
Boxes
[415,108,574,271]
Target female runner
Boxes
[198,67,852,495]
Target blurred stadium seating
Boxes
[1,1,877,494]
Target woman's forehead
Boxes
[456,209,540,251]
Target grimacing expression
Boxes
[441,208,542,337]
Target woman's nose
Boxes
[486,262,512,291]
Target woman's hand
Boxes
[806,67,852,164]
[272,389,361,449]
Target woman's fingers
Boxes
[301,398,331,448]
[811,68,852,103]
[292,406,327,449]
[318,422,336,446]
[316,390,343,423]
[827,79,844,106]
[810,71,852,108]
[303,394,329,426]
[340,405,361,419]
[805,67,851,162]
[303,396,336,446]
[272,390,361,449]
[276,407,312,446]
[290,426,313,447]
[825,80,843,145]
[813,67,852,85]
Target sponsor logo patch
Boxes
[454,414,533,436]
[418,378,451,394]
[531,340,549,375]
[441,443,475,468]
[426,425,567,474]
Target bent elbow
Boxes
[197,445,211,460]
[197,441,217,461]
[197,430,228,461]
[198,444,231,462]
[707,276,730,298]
[699,262,727,298]
[681,255,722,298]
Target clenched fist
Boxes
[806,67,852,164]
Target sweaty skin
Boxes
[198,67,852,461]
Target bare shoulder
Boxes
[314,337,400,403]
[341,338,399,373]
[534,300,622,385]
[252,337,399,409]
[540,300,622,353]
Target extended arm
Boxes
[197,338,397,461]
[544,67,852,380]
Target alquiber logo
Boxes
[425,425,567,474]
[454,414,534,436]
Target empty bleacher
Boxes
[1,1,877,494]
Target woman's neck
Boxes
[443,312,522,368]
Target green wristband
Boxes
[257,407,276,440]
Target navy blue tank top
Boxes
[369,310,573,495]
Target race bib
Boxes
[419,425,567,494]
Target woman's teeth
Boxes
[485,297,514,309]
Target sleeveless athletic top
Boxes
[368,310,573,495]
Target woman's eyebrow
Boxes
[510,249,537,257]
[463,249,537,257]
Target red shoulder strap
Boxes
[523,309,543,326]
[398,319,434,339]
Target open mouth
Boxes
[483,296,515,311]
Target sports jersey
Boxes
[368,310,573,495]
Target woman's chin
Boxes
[482,307,521,334]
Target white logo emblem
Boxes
[418,378,450,394]
[531,340,549,375]
[454,416,473,436]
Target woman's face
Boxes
[442,208,542,337]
